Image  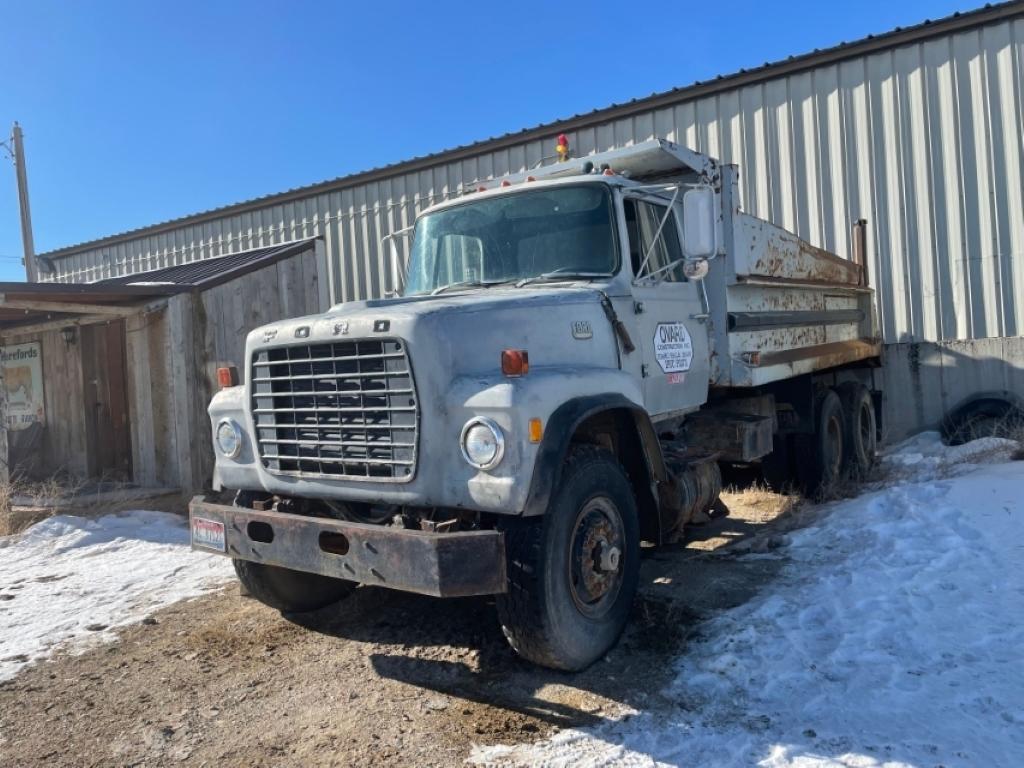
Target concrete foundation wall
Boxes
[881,335,1024,441]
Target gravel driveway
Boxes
[0,487,798,767]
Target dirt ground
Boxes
[0,486,810,767]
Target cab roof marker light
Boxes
[556,133,570,162]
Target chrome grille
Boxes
[251,338,417,481]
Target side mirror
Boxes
[683,186,716,259]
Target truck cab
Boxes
[191,139,880,671]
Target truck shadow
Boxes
[286,487,798,734]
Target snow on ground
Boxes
[474,434,1024,768]
[0,510,233,682]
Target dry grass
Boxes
[0,474,82,536]
[723,481,802,524]
[0,472,182,537]
[1007,422,1024,461]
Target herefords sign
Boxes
[1,342,45,431]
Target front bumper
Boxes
[188,497,507,598]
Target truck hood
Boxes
[245,286,620,378]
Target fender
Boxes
[522,394,668,530]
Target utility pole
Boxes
[10,122,38,282]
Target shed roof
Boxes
[38,1,1024,262]
[96,238,316,290]
[0,240,317,336]
[0,281,182,336]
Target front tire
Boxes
[496,446,640,671]
[233,559,356,613]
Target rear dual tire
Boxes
[836,381,877,479]
[796,383,876,495]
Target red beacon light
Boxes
[500,179,512,187]
[555,133,570,162]
[477,185,487,192]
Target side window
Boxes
[624,199,686,282]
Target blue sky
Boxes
[0,0,978,282]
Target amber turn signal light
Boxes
[501,349,529,377]
[528,418,543,443]
[217,365,239,388]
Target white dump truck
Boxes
[190,138,881,670]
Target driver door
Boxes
[624,196,709,419]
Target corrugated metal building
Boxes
[33,2,1024,440]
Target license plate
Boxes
[191,517,226,552]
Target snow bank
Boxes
[474,437,1024,767]
[0,510,233,682]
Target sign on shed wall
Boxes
[1,342,45,431]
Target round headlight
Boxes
[216,419,243,459]
[460,417,505,470]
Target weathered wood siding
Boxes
[124,246,324,489]
[124,303,177,487]
[6,328,88,477]
[190,246,324,487]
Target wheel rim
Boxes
[826,413,843,478]
[568,495,625,619]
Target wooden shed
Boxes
[0,238,327,490]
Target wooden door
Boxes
[81,320,133,480]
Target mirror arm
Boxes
[381,226,414,293]
[637,257,687,283]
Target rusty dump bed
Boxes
[711,205,879,388]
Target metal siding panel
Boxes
[789,70,817,246]
[896,42,929,341]
[867,49,904,341]
[984,20,1021,337]
[953,29,988,339]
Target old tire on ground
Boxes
[496,446,640,671]
[941,397,1024,445]
[836,382,877,478]
[233,560,356,614]
[795,389,846,496]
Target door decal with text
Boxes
[653,322,693,373]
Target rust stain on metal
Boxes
[188,498,507,598]
[748,226,862,287]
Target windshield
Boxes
[404,184,617,296]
